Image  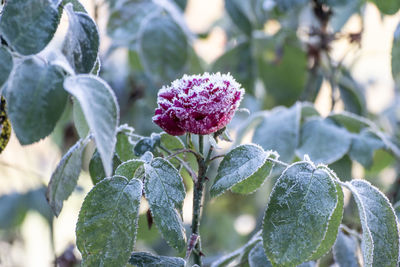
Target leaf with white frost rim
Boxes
[262,162,338,266]
[0,0,60,55]
[144,158,186,251]
[210,144,271,197]
[115,159,144,180]
[4,57,67,145]
[47,138,89,216]
[62,3,99,74]
[296,118,352,164]
[64,75,119,177]
[344,180,399,267]
[76,176,142,266]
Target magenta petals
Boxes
[152,73,244,136]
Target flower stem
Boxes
[191,135,208,266]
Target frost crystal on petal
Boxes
[152,73,244,135]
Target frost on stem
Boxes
[153,73,244,136]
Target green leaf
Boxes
[392,22,400,89]
[47,138,89,216]
[309,180,344,260]
[349,129,384,168]
[115,125,136,162]
[89,149,121,185]
[134,133,161,156]
[26,187,54,223]
[252,103,301,162]
[225,0,253,34]
[248,242,272,267]
[144,158,186,251]
[296,118,352,164]
[213,41,255,94]
[333,229,360,267]
[231,151,277,194]
[327,112,371,133]
[115,159,144,180]
[370,0,400,15]
[172,0,187,10]
[4,57,67,145]
[344,180,400,267]
[0,192,28,229]
[62,3,99,74]
[107,1,159,48]
[62,0,87,13]
[72,98,89,138]
[210,144,271,197]
[64,75,119,177]
[138,15,188,83]
[76,176,142,266]
[257,40,308,106]
[338,69,366,115]
[328,155,352,181]
[0,0,60,55]
[128,252,185,267]
[263,162,338,266]
[0,46,13,88]
[275,0,308,11]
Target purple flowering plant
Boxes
[2,0,400,266]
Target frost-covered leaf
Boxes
[248,242,272,267]
[225,0,253,34]
[328,112,371,133]
[62,3,99,74]
[62,0,87,13]
[263,162,338,266]
[115,159,144,180]
[0,0,60,55]
[115,125,136,162]
[349,129,384,168]
[252,103,301,162]
[144,158,186,251]
[231,151,277,194]
[47,138,89,216]
[128,252,185,267]
[76,176,142,266]
[107,1,160,48]
[210,144,271,197]
[333,229,360,267]
[370,0,400,15]
[296,118,352,164]
[89,150,121,185]
[0,46,13,88]
[309,181,344,260]
[345,180,399,267]
[64,75,119,177]
[72,98,89,138]
[138,15,188,83]
[392,22,400,89]
[4,57,67,145]
[134,133,161,156]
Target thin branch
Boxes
[266,158,289,167]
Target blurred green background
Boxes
[1,0,400,266]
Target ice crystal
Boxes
[153,73,244,135]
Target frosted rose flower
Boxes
[153,73,244,136]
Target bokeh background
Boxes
[1,0,400,266]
